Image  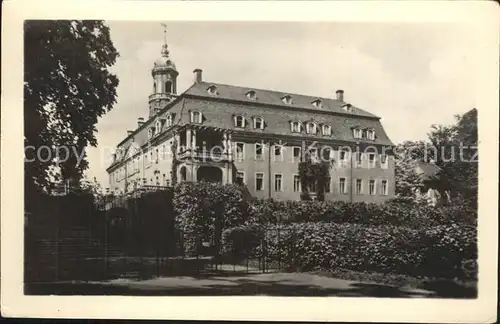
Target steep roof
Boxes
[184,81,379,118]
[107,81,394,171]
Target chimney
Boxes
[193,69,203,83]
[127,130,134,136]
[336,89,344,102]
[137,117,145,128]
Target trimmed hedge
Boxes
[221,222,477,280]
[173,182,250,256]
[248,198,477,228]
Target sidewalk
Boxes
[26,272,440,297]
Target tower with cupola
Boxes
[148,25,179,118]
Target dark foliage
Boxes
[24,20,119,199]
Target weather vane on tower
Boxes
[160,23,169,57]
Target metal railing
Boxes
[177,148,232,162]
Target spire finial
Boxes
[160,23,169,57]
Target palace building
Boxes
[106,32,395,202]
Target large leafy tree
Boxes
[393,109,478,207]
[24,20,119,198]
[393,141,427,197]
[430,108,478,207]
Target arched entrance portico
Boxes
[197,166,223,183]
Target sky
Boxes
[85,21,476,187]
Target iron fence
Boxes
[25,194,295,284]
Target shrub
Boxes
[247,198,476,228]
[222,222,477,280]
[221,224,263,262]
[173,182,250,256]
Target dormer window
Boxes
[155,120,162,135]
[290,121,302,133]
[253,116,264,130]
[281,95,292,105]
[353,128,363,139]
[312,99,323,108]
[207,85,218,95]
[148,127,155,139]
[246,90,257,100]
[306,122,318,134]
[322,124,332,136]
[165,114,173,127]
[342,104,353,113]
[233,115,246,128]
[190,111,203,124]
[366,129,376,140]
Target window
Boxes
[369,180,376,195]
[165,81,172,93]
[355,152,362,167]
[309,180,317,193]
[255,143,264,160]
[368,153,376,168]
[366,129,376,140]
[339,178,347,194]
[235,171,245,185]
[234,115,245,128]
[380,154,388,168]
[282,95,292,104]
[273,145,283,162]
[274,174,283,192]
[293,175,301,192]
[290,121,302,133]
[155,148,159,163]
[356,179,363,194]
[325,177,331,193]
[311,99,322,108]
[155,121,162,135]
[322,125,331,136]
[246,90,257,100]
[353,128,363,139]
[148,128,154,139]
[306,122,317,134]
[190,111,202,124]
[180,166,187,181]
[235,142,245,162]
[293,147,301,161]
[342,104,353,112]
[322,148,332,161]
[340,149,347,162]
[253,117,264,130]
[207,85,218,95]
[381,180,388,195]
[166,114,173,127]
[255,173,264,191]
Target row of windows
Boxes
[233,115,265,130]
[147,115,174,139]
[233,142,388,167]
[188,110,375,140]
[111,145,173,183]
[353,127,376,140]
[142,109,376,141]
[205,86,348,112]
[235,172,389,195]
[289,121,331,136]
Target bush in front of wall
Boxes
[172,181,250,256]
[220,221,477,280]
